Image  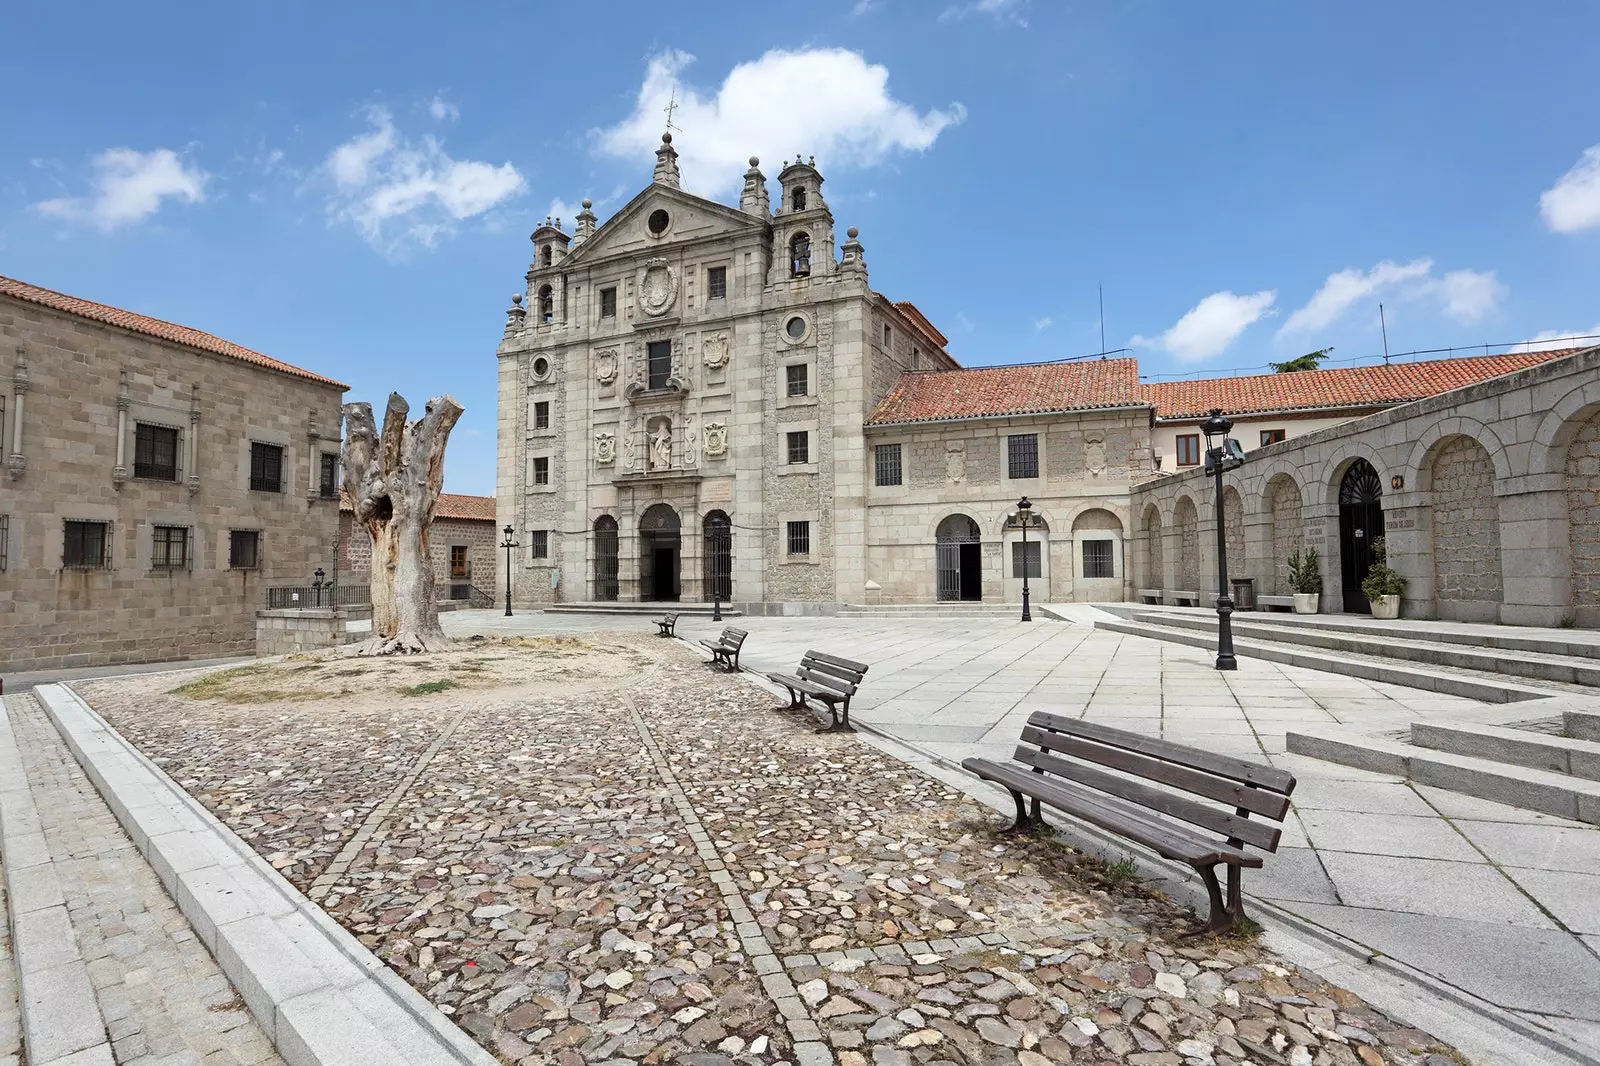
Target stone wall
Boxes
[1267,477,1303,595]
[1141,505,1163,590]
[1175,496,1199,590]
[255,608,350,656]
[1430,435,1502,619]
[1567,411,1600,620]
[339,513,496,595]
[1223,487,1245,586]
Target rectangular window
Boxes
[912,347,921,370]
[1011,540,1042,579]
[534,400,550,430]
[785,363,808,397]
[874,443,903,487]
[787,430,809,465]
[600,287,617,318]
[1083,540,1114,579]
[152,525,188,570]
[707,266,726,299]
[1175,434,1201,467]
[134,423,180,481]
[786,520,811,557]
[319,454,339,499]
[64,520,109,570]
[229,529,260,570]
[449,544,469,579]
[647,340,672,390]
[883,324,892,347]
[534,456,550,485]
[1260,428,1286,446]
[1007,433,1039,479]
[0,514,9,571]
[529,530,549,559]
[250,442,284,492]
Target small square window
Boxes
[529,530,550,559]
[1083,540,1114,579]
[786,520,811,556]
[1011,540,1042,579]
[1176,434,1201,467]
[319,454,339,499]
[708,266,726,299]
[152,525,188,570]
[785,363,808,397]
[1007,434,1039,479]
[250,442,284,492]
[787,430,809,465]
[64,520,109,570]
[534,401,550,430]
[134,423,180,481]
[449,544,470,579]
[1261,428,1286,446]
[229,530,260,570]
[874,443,903,487]
[534,456,550,485]
[600,287,617,318]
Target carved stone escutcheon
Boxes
[595,431,616,465]
[595,348,619,386]
[702,332,730,370]
[945,440,966,484]
[1085,434,1106,477]
[703,422,728,458]
[637,258,678,318]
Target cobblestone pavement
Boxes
[79,633,1464,1066]
[3,692,285,1066]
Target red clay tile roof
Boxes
[340,490,496,522]
[892,300,950,348]
[0,273,348,390]
[1143,351,1578,421]
[867,358,1146,425]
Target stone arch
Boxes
[592,514,619,601]
[1072,508,1124,593]
[789,232,812,278]
[1244,458,1305,515]
[1428,435,1503,617]
[1318,445,1390,507]
[1222,486,1245,583]
[1140,503,1164,590]
[1173,495,1200,590]
[935,512,983,602]
[988,504,1058,537]
[1406,417,1512,490]
[702,510,732,602]
[1534,376,1600,477]
[537,284,554,323]
[1565,408,1600,622]
[1263,474,1304,595]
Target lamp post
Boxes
[500,524,519,617]
[711,532,724,623]
[1201,409,1246,670]
[1016,495,1034,623]
[311,567,327,607]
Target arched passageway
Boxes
[936,514,983,601]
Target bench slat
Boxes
[1029,712,1295,795]
[967,759,1260,868]
[805,650,870,674]
[1019,726,1290,821]
[798,667,857,695]
[800,657,865,686]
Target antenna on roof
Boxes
[1379,303,1390,364]
[1098,283,1106,357]
[663,87,682,136]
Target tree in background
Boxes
[1270,348,1333,373]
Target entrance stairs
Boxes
[1093,606,1597,703]
[838,602,1022,617]
[544,602,743,617]
[1287,710,1600,825]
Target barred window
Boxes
[786,520,811,557]
[708,266,726,299]
[534,456,550,485]
[0,514,9,571]
[534,401,550,430]
[152,525,188,569]
[64,520,110,569]
[600,287,617,318]
[1176,434,1201,467]
[785,363,808,397]
[134,423,180,481]
[529,529,549,559]
[449,545,469,579]
[319,454,339,499]
[229,529,260,570]
[250,442,283,492]
[1011,540,1042,579]
[787,430,809,465]
[1007,434,1039,479]
[874,443,902,487]
[1083,539,1114,579]
[648,341,672,390]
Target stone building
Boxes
[0,274,346,674]
[339,491,498,602]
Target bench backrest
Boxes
[722,627,748,648]
[663,612,679,622]
[798,650,869,698]
[1017,711,1296,853]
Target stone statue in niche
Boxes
[650,420,672,470]
[1085,435,1106,478]
[703,422,728,458]
[945,440,966,484]
[702,333,730,370]
[595,348,618,386]
[595,431,616,465]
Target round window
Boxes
[785,316,807,340]
[647,209,670,235]
[532,356,550,378]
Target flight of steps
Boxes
[544,602,743,617]
[838,602,1023,617]
[1094,607,1595,702]
[1288,709,1600,825]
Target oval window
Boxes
[785,316,807,340]
[533,356,550,377]
[647,209,670,235]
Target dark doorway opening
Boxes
[639,503,681,601]
[593,516,619,601]
[1338,458,1385,613]
[703,510,733,602]
[936,513,983,602]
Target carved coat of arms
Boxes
[1085,434,1106,477]
[595,431,616,465]
[702,333,729,370]
[945,441,966,484]
[637,259,677,317]
[703,422,728,458]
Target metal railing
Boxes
[266,583,370,609]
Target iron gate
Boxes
[1338,458,1384,613]
[935,514,981,602]
[594,515,619,601]
[703,510,733,601]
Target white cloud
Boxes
[1150,290,1277,363]
[1033,316,1052,332]
[1540,145,1600,234]
[35,147,208,230]
[940,0,1028,26]
[429,95,460,122]
[324,107,525,251]
[851,0,885,13]
[1280,258,1504,335]
[955,312,975,332]
[1510,325,1600,353]
[596,49,964,197]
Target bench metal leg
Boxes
[1182,862,1239,937]
[999,789,1040,833]
[820,697,855,733]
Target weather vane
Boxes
[663,87,682,135]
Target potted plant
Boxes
[1286,546,1321,614]
[1360,536,1407,620]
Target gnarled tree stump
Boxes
[342,392,464,655]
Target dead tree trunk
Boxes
[341,392,464,655]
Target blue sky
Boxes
[4,1,1599,495]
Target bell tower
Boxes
[771,156,834,285]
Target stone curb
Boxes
[0,696,115,1066]
[32,683,497,1066]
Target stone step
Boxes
[1565,709,1600,742]
[838,603,1019,615]
[1123,609,1600,687]
[1409,721,1600,782]
[1286,726,1600,825]
[1094,617,1553,704]
[544,603,743,617]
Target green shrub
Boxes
[1286,546,1322,595]
[1360,535,1408,600]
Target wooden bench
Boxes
[766,652,870,733]
[654,612,679,637]
[699,627,747,671]
[962,712,1296,935]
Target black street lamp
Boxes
[500,524,519,617]
[1016,495,1034,623]
[1201,409,1247,670]
[711,535,724,623]
[311,567,327,607]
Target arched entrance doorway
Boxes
[703,510,732,601]
[640,504,681,601]
[1338,458,1384,613]
[593,516,619,601]
[936,514,982,601]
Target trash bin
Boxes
[1230,577,1256,611]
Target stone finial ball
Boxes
[582,198,592,209]
[847,227,859,239]
[512,293,523,305]
[662,132,673,144]
[749,156,760,167]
